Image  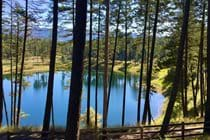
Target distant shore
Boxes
[3,56,168,94]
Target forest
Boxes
[0,0,210,139]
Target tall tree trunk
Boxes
[184,31,188,117]
[10,0,14,126]
[191,55,200,117]
[204,0,210,134]
[72,0,75,27]
[65,0,87,139]
[191,70,198,116]
[181,67,186,117]
[137,0,149,124]
[122,0,128,126]
[103,0,110,128]
[199,1,205,118]
[16,0,28,126]
[107,1,121,115]
[142,0,159,125]
[160,0,190,137]
[42,0,58,136]
[146,15,151,76]
[13,18,19,126]
[0,0,3,127]
[87,0,93,126]
[95,2,101,129]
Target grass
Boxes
[153,68,205,125]
[151,68,171,93]
[112,61,171,94]
[2,56,143,76]
[2,56,72,75]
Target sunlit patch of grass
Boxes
[56,63,71,71]
[2,56,144,76]
[127,61,140,74]
[154,83,204,125]
[2,56,70,75]
[151,68,171,93]
[113,61,140,75]
[113,62,124,74]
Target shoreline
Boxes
[3,57,167,94]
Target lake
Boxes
[3,71,165,127]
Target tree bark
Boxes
[16,0,28,126]
[142,0,159,125]
[87,0,93,126]
[107,1,121,115]
[184,31,188,117]
[10,0,14,126]
[13,18,19,126]
[199,1,205,118]
[160,0,190,137]
[65,0,87,139]
[204,0,210,134]
[42,0,58,136]
[122,0,128,126]
[137,0,149,124]
[103,0,110,129]
[181,67,186,117]
[146,15,151,77]
[72,0,75,27]
[95,2,101,129]
[191,71,198,116]
[0,0,3,127]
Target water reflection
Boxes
[3,71,164,127]
[33,73,48,90]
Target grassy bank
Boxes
[3,56,168,93]
[3,56,70,76]
[153,69,204,125]
[3,56,141,75]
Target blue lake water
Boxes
[3,71,165,127]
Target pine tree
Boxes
[103,0,110,129]
[204,0,210,134]
[0,0,4,127]
[16,0,28,126]
[65,0,87,139]
[87,0,93,126]
[137,0,149,124]
[160,0,191,137]
[142,0,160,125]
[42,0,58,137]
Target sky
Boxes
[2,0,174,38]
[3,0,52,28]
